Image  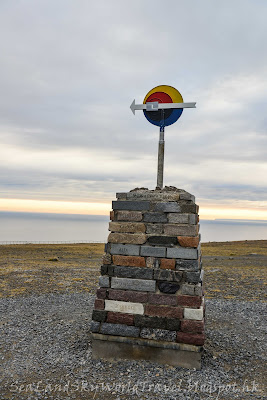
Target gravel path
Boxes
[0,293,266,400]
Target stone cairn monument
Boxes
[91,85,204,368]
[91,187,205,369]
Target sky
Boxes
[0,0,267,221]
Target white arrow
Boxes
[130,99,196,115]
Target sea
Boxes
[0,212,267,244]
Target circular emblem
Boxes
[143,85,183,127]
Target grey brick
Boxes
[179,192,195,202]
[147,236,177,247]
[90,321,100,333]
[143,213,168,223]
[111,277,156,292]
[180,204,199,213]
[154,269,183,283]
[181,284,195,296]
[99,276,110,287]
[184,271,201,283]
[189,214,198,224]
[146,223,163,234]
[167,247,199,260]
[100,323,140,337]
[112,200,150,211]
[113,266,153,280]
[154,202,181,213]
[109,243,140,256]
[140,246,166,257]
[126,191,180,201]
[176,259,200,271]
[140,328,176,342]
[195,284,203,296]
[164,224,199,236]
[134,315,166,329]
[92,310,107,322]
[168,213,189,224]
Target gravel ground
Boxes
[0,293,266,400]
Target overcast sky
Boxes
[0,0,266,219]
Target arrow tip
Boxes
[130,99,135,115]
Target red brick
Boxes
[177,295,202,308]
[107,311,134,325]
[177,236,200,248]
[160,258,175,270]
[145,304,183,319]
[181,319,204,334]
[96,288,107,299]
[110,211,115,221]
[94,299,105,310]
[148,293,177,306]
[176,332,205,346]
[108,289,148,303]
[112,255,146,267]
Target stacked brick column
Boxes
[91,187,205,369]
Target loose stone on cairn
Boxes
[91,187,205,369]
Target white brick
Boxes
[105,300,144,315]
[184,306,203,321]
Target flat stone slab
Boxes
[105,299,144,315]
[92,338,201,369]
[111,277,156,292]
[112,200,150,211]
[109,244,140,256]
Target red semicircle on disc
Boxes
[145,91,172,104]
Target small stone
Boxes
[158,282,180,294]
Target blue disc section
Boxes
[143,108,183,127]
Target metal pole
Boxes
[157,124,165,189]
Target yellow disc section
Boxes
[143,85,183,104]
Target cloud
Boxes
[0,0,267,212]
